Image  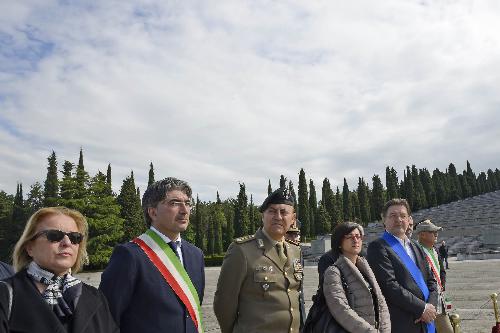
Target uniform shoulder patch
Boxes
[235,234,255,244]
[285,238,300,247]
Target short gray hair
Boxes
[142,177,192,227]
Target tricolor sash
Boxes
[421,247,442,290]
[133,230,203,332]
[382,232,436,333]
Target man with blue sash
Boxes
[367,198,438,333]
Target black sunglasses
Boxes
[32,229,84,244]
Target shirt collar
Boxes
[150,226,182,245]
[261,228,282,246]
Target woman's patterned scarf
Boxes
[27,261,82,317]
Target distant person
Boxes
[213,188,303,333]
[0,262,13,280]
[416,219,452,333]
[285,219,306,328]
[367,198,438,333]
[100,177,205,333]
[438,240,449,269]
[0,207,118,333]
[406,216,414,239]
[321,222,391,332]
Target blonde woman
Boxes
[0,207,118,333]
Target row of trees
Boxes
[1,149,499,269]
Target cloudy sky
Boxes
[1,0,499,203]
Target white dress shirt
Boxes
[150,226,184,266]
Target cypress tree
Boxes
[267,180,272,195]
[74,148,89,200]
[213,201,225,254]
[412,166,427,210]
[420,168,437,207]
[459,172,471,198]
[297,169,310,238]
[358,177,371,225]
[334,187,343,224]
[233,183,249,237]
[85,171,124,269]
[105,164,112,196]
[432,168,447,205]
[8,184,25,256]
[321,178,335,221]
[495,169,500,191]
[148,162,155,186]
[342,178,351,221]
[0,191,14,261]
[43,151,59,206]
[351,192,360,221]
[206,210,214,256]
[371,175,385,220]
[404,167,415,208]
[288,180,297,211]
[117,171,145,241]
[386,167,399,199]
[59,161,79,209]
[477,172,488,194]
[222,198,235,251]
[308,179,318,236]
[193,196,206,252]
[279,175,286,189]
[466,161,478,196]
[447,163,462,201]
[248,195,255,234]
[487,169,498,191]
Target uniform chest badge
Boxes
[293,259,303,280]
[262,283,270,291]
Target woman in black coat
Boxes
[0,207,119,333]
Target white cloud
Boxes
[1,0,499,203]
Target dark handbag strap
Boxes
[0,280,13,320]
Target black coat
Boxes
[0,270,119,333]
[367,238,438,333]
[0,263,13,281]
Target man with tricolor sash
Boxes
[100,178,205,333]
[367,198,438,333]
[416,219,453,333]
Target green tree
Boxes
[222,199,235,250]
[26,182,44,216]
[267,180,272,195]
[317,204,331,235]
[308,179,318,236]
[420,168,437,207]
[466,160,478,196]
[74,148,89,200]
[386,166,399,199]
[342,178,351,221]
[447,163,462,201]
[148,162,155,186]
[432,168,448,205]
[321,178,335,222]
[358,177,371,225]
[279,175,286,189]
[297,168,310,238]
[7,184,26,258]
[0,191,14,261]
[117,171,145,241]
[403,167,415,208]
[371,175,385,220]
[234,183,249,237]
[85,171,124,269]
[206,206,214,256]
[43,151,59,206]
[213,199,225,254]
[105,164,113,196]
[334,187,343,224]
[351,192,360,220]
[288,180,297,211]
[487,169,498,191]
[412,165,427,210]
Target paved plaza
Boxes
[78,258,500,333]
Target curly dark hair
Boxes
[142,177,192,227]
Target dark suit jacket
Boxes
[99,239,205,333]
[0,269,118,333]
[367,238,438,333]
[0,263,13,281]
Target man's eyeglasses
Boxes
[32,229,84,244]
[163,199,193,208]
[344,234,363,241]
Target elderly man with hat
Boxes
[417,219,452,333]
[214,188,304,333]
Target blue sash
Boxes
[382,231,436,333]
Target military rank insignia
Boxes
[262,283,270,291]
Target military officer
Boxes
[214,188,304,333]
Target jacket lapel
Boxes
[72,286,99,333]
[257,229,285,272]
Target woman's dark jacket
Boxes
[0,270,119,333]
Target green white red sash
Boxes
[132,229,203,332]
[422,246,442,289]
